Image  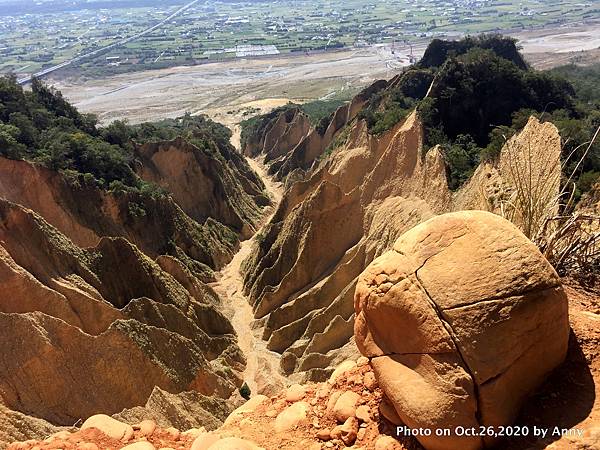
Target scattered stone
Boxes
[164,427,180,440]
[316,384,330,399]
[356,356,369,367]
[331,417,359,446]
[285,384,307,402]
[326,391,341,413]
[206,437,264,450]
[332,391,360,423]
[274,402,309,432]
[357,427,366,441]
[316,429,331,441]
[135,420,157,437]
[363,372,377,391]
[81,415,134,441]
[355,405,371,423]
[374,435,402,450]
[329,361,357,384]
[120,442,156,450]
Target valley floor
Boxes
[209,146,288,397]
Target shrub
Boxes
[239,382,251,400]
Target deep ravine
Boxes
[209,139,287,396]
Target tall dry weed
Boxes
[499,123,600,282]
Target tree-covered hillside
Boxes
[0,76,238,195]
[356,35,599,194]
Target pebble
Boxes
[285,384,307,402]
[356,356,369,367]
[135,420,157,437]
[119,442,156,450]
[81,414,134,442]
[363,372,377,391]
[331,417,359,446]
[274,401,309,432]
[332,391,360,423]
[165,427,180,440]
[316,429,331,441]
[329,361,357,384]
[355,405,371,423]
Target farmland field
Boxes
[2,0,599,78]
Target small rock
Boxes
[191,433,221,450]
[332,391,361,423]
[331,417,359,446]
[285,384,306,402]
[356,356,369,367]
[316,429,331,441]
[329,361,357,384]
[316,384,330,399]
[363,372,377,391]
[81,414,134,441]
[347,374,363,385]
[310,398,318,406]
[182,428,206,439]
[274,401,309,432]
[357,427,366,441]
[223,395,268,425]
[355,405,371,423]
[374,435,402,450]
[206,437,264,450]
[165,427,180,440]
[120,442,156,450]
[135,420,157,437]
[77,444,99,450]
[326,391,341,413]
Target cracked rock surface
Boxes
[354,210,570,450]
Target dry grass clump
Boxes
[499,123,600,283]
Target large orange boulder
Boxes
[354,211,569,450]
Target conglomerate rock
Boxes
[354,211,569,450]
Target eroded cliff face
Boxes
[134,137,267,239]
[242,81,387,186]
[0,198,243,432]
[242,101,563,382]
[242,111,452,381]
[0,157,239,280]
[0,131,274,445]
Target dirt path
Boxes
[210,138,286,397]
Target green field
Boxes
[1,0,599,77]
